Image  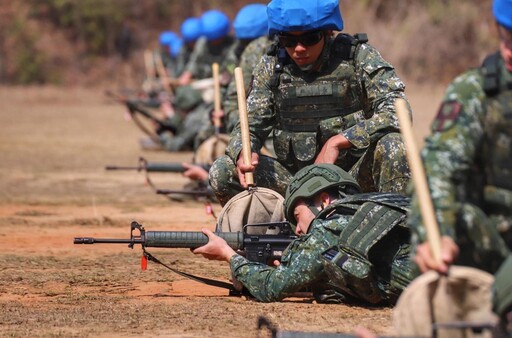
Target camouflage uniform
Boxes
[174,44,194,78]
[409,52,512,275]
[159,87,213,152]
[231,193,413,303]
[210,33,411,205]
[183,36,237,80]
[222,36,273,133]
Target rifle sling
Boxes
[142,249,236,291]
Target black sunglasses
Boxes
[278,31,324,48]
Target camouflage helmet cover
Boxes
[284,164,360,224]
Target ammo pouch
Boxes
[322,246,382,304]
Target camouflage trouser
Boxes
[209,132,411,206]
[411,203,511,276]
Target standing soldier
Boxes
[409,0,512,276]
[209,0,412,206]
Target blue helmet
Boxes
[493,0,512,30]
[233,3,268,40]
[159,31,178,46]
[267,0,343,36]
[169,37,183,58]
[181,17,202,42]
[200,10,231,41]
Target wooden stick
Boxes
[395,98,442,266]
[234,67,254,187]
[154,52,172,94]
[144,50,155,79]
[211,63,222,133]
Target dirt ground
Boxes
[0,84,442,337]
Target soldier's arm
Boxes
[230,222,336,302]
[342,43,409,150]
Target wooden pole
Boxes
[395,98,442,266]
[211,63,222,134]
[234,67,254,187]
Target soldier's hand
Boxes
[182,162,209,181]
[236,152,259,188]
[192,228,237,262]
[315,134,351,164]
[414,236,459,274]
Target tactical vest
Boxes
[480,52,512,215]
[318,193,411,304]
[268,33,369,166]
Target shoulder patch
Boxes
[431,100,462,132]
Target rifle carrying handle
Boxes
[234,67,254,187]
[395,98,442,266]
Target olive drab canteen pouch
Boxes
[268,33,368,165]
[319,193,410,304]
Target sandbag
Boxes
[215,187,285,234]
[393,266,498,338]
[193,133,229,166]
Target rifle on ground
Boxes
[74,220,296,295]
[156,188,214,198]
[105,157,214,203]
[105,157,210,173]
[105,90,177,142]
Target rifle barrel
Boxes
[145,231,243,249]
[156,189,211,196]
[105,165,142,171]
[74,231,244,250]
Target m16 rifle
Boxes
[105,157,210,173]
[105,157,214,203]
[74,220,296,295]
[105,90,176,144]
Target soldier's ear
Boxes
[319,191,331,209]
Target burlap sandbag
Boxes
[215,187,285,234]
[393,266,498,338]
[193,133,229,166]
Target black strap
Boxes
[143,249,236,291]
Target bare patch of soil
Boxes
[0,85,441,337]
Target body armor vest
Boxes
[481,53,512,215]
[269,34,368,165]
[318,193,410,304]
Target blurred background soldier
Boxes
[158,85,212,152]
[178,9,235,86]
[221,3,271,134]
[409,0,512,276]
[175,17,203,78]
[196,3,270,144]
[156,30,180,77]
[209,0,412,206]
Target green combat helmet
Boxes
[173,86,203,111]
[284,164,361,227]
[493,254,512,322]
